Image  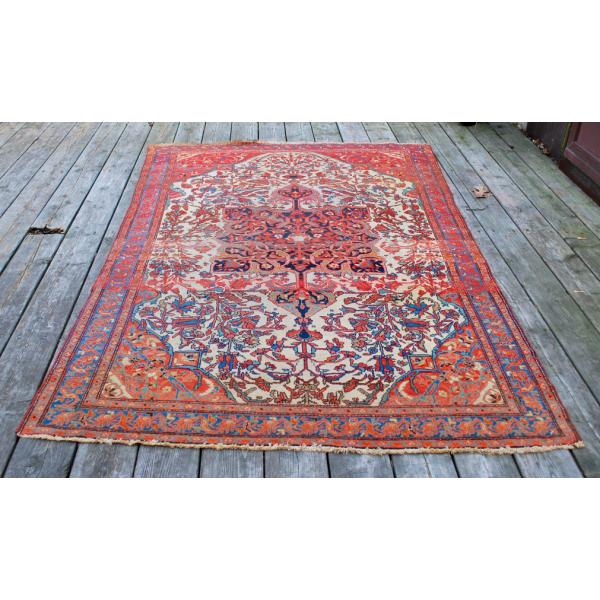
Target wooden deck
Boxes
[0,122,599,478]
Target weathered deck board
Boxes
[1,122,599,477]
[0,123,124,358]
[328,454,394,478]
[441,123,600,335]
[514,450,583,478]
[232,122,257,141]
[391,454,458,478]
[259,122,286,141]
[0,123,24,148]
[470,124,600,275]
[0,123,151,477]
[0,123,75,216]
[311,122,341,142]
[387,122,423,144]
[0,122,102,272]
[491,123,600,235]
[0,123,48,179]
[175,122,205,142]
[265,451,329,478]
[285,122,313,142]
[337,122,369,142]
[200,450,263,478]
[203,122,231,142]
[453,454,521,478]
[70,442,138,478]
[134,447,200,478]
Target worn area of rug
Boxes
[18,143,581,453]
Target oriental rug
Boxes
[18,143,582,453]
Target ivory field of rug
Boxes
[18,143,582,453]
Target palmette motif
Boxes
[18,144,581,451]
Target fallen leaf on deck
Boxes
[472,185,492,199]
[27,226,65,235]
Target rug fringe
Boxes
[17,432,584,456]
[149,142,429,147]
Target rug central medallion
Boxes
[19,143,581,452]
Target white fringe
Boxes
[18,432,584,455]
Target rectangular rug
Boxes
[18,143,582,453]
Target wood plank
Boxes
[4,437,74,478]
[328,454,394,478]
[259,122,286,141]
[0,236,58,355]
[133,123,203,479]
[0,123,48,178]
[311,122,341,142]
[265,451,328,478]
[0,123,24,149]
[441,122,600,335]
[491,123,600,235]
[0,123,75,216]
[391,454,457,478]
[337,122,369,142]
[200,450,263,477]
[362,122,397,142]
[134,447,199,478]
[414,123,596,477]
[471,123,600,285]
[175,122,205,142]
[70,443,138,478]
[0,123,125,354]
[203,122,231,142]
[70,123,179,478]
[232,122,258,141]
[515,450,583,478]
[475,124,600,278]
[453,453,521,478]
[0,123,151,477]
[387,122,424,144]
[0,122,101,272]
[284,122,313,142]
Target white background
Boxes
[1,1,598,120]
[1,480,598,599]
[1,2,599,599]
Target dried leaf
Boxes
[27,226,65,235]
[472,185,492,199]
